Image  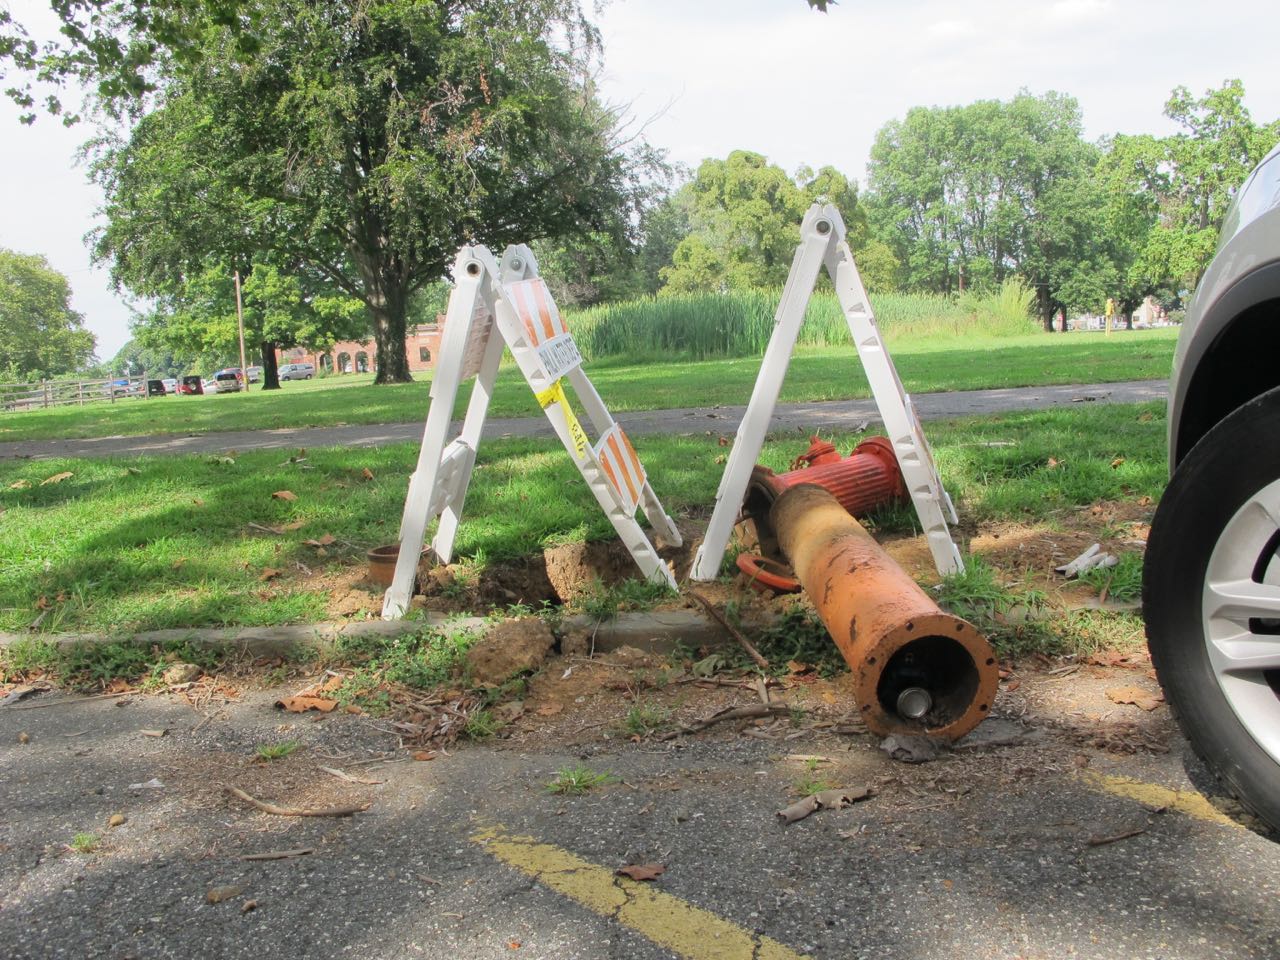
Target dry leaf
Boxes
[412,750,437,761]
[272,490,298,501]
[776,785,872,824]
[108,813,127,828]
[281,519,306,531]
[1110,457,1126,469]
[258,567,282,582]
[9,479,31,489]
[275,695,338,713]
[172,557,186,570]
[616,863,665,882]
[241,900,258,914]
[192,498,205,507]
[304,534,336,547]
[786,660,813,675]
[361,468,375,481]
[535,703,563,716]
[1106,686,1163,712]
[1046,457,1060,469]
[126,467,142,475]
[40,471,73,485]
[34,596,51,610]
[140,729,168,738]
[206,885,243,905]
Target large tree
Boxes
[866,91,1102,330]
[659,151,865,294]
[92,0,643,383]
[0,249,97,380]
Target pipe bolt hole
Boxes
[985,658,995,666]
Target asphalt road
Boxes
[1,665,1275,960]
[0,379,1168,462]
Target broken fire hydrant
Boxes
[771,483,999,740]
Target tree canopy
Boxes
[0,249,97,381]
[92,0,644,382]
[660,151,866,294]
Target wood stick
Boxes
[318,766,385,785]
[225,785,369,817]
[687,591,770,670]
[1086,827,1146,847]
[657,703,791,741]
[241,848,315,861]
[5,691,134,711]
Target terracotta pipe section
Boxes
[771,483,998,740]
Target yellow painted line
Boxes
[471,825,809,960]
[1080,771,1240,828]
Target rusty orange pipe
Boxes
[772,484,998,740]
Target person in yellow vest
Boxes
[1105,297,1115,335]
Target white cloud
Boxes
[1049,0,1112,22]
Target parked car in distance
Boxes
[161,378,178,394]
[213,371,242,393]
[1144,140,1280,833]
[278,362,315,381]
[246,366,263,383]
[215,367,246,383]
[177,376,204,395]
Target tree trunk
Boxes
[371,299,411,384]
[1059,306,1069,333]
[1037,287,1056,332]
[1123,312,1134,331]
[353,253,413,384]
[260,341,281,390]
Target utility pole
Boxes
[234,270,249,391]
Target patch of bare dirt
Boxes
[465,618,555,687]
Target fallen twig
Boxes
[6,691,134,711]
[1087,827,1147,847]
[225,785,369,818]
[318,766,386,785]
[241,848,315,861]
[687,590,769,670]
[657,703,791,741]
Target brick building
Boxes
[277,322,443,375]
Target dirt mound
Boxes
[465,618,556,687]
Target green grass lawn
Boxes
[0,402,1166,634]
[0,330,1176,444]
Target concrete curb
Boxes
[0,610,733,658]
[0,600,1140,660]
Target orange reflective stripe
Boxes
[599,450,624,503]
[607,432,639,506]
[619,429,645,486]
[532,281,557,342]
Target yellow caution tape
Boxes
[534,379,589,459]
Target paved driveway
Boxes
[1,654,1275,960]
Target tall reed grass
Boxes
[564,280,1037,362]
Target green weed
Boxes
[1080,552,1144,603]
[545,764,619,795]
[621,702,672,736]
[463,709,503,740]
[577,578,675,621]
[70,833,99,854]
[753,606,846,677]
[254,740,300,761]
[794,759,835,797]
[0,637,223,691]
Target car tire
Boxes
[1145,384,1280,831]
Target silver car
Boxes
[1145,140,1280,831]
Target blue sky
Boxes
[2,0,1277,361]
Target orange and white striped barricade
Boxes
[689,204,963,582]
[383,244,679,620]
